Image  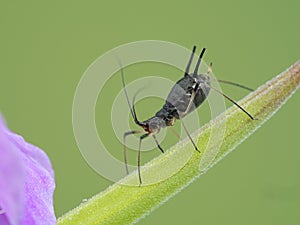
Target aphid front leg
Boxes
[123,130,144,174]
[153,135,164,153]
[138,133,150,185]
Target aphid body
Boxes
[121,46,254,184]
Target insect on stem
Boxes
[120,46,255,185]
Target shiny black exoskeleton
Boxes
[146,66,211,133]
[121,46,255,184]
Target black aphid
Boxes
[121,46,255,184]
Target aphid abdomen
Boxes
[120,45,255,185]
[192,83,210,110]
[165,76,195,118]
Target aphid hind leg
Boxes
[123,130,143,174]
[180,119,200,153]
[210,86,257,120]
[153,135,164,153]
[138,133,150,185]
[178,83,200,153]
[204,61,256,120]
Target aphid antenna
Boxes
[119,60,145,127]
[118,59,148,177]
[131,87,149,126]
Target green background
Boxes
[1,1,299,224]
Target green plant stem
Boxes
[58,61,300,225]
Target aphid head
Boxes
[142,117,165,134]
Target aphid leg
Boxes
[123,130,143,174]
[180,119,200,153]
[138,133,150,185]
[185,46,197,76]
[180,90,196,118]
[203,60,253,117]
[181,77,201,118]
[178,85,200,152]
[210,86,257,120]
[153,135,164,153]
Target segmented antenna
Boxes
[119,61,143,126]
[131,90,142,125]
[193,48,206,76]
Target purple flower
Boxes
[0,115,56,225]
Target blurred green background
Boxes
[1,1,299,224]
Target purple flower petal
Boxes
[0,115,56,225]
[0,117,25,225]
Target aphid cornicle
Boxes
[121,46,255,185]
